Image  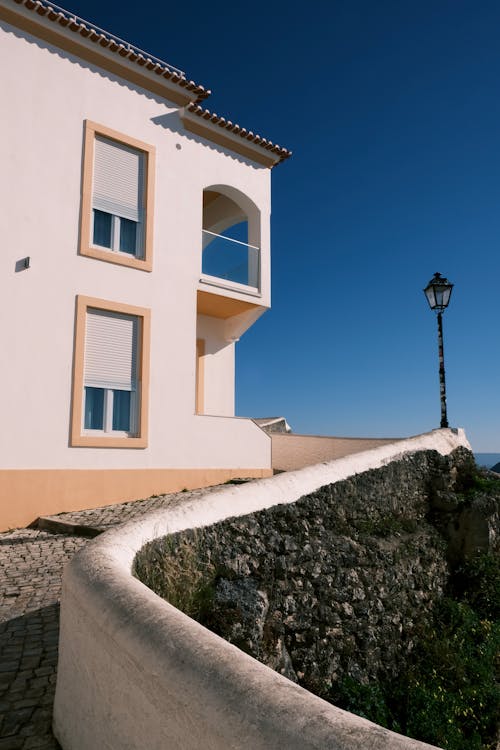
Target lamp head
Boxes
[424,272,453,312]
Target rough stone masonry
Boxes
[136,447,499,700]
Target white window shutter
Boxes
[84,309,138,391]
[93,136,144,222]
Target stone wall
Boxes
[54,430,473,750]
[137,447,498,700]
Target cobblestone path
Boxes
[0,484,231,749]
[0,530,86,749]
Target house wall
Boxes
[0,17,272,529]
[196,315,235,417]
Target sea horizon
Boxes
[474,453,500,469]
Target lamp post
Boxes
[423,272,454,429]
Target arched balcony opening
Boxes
[202,186,261,292]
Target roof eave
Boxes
[0,0,210,105]
[1,0,292,165]
[180,105,292,169]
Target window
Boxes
[201,188,261,291]
[91,136,144,256]
[79,121,155,271]
[83,308,138,434]
[71,296,150,448]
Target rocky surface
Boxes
[137,447,499,701]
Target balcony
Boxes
[201,229,260,293]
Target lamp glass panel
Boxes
[425,286,437,308]
[434,286,446,307]
[442,286,452,306]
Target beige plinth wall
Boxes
[271,433,404,471]
[0,467,273,532]
[53,429,469,750]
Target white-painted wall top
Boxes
[54,430,467,749]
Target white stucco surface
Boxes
[54,429,468,749]
[196,315,235,417]
[1,16,270,471]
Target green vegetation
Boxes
[335,678,400,730]
[333,552,499,750]
[401,597,498,750]
[133,533,216,621]
[453,470,500,507]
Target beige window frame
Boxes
[71,295,151,448]
[79,120,155,272]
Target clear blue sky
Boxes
[65,0,499,451]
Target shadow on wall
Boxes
[151,113,262,169]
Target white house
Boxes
[0,0,290,530]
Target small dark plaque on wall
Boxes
[15,257,30,272]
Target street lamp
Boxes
[423,272,454,429]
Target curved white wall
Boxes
[54,430,469,749]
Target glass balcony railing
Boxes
[202,230,259,289]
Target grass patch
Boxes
[455,471,500,504]
[133,532,216,621]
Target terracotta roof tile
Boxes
[11,0,211,101]
[186,103,292,165]
[6,0,291,165]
